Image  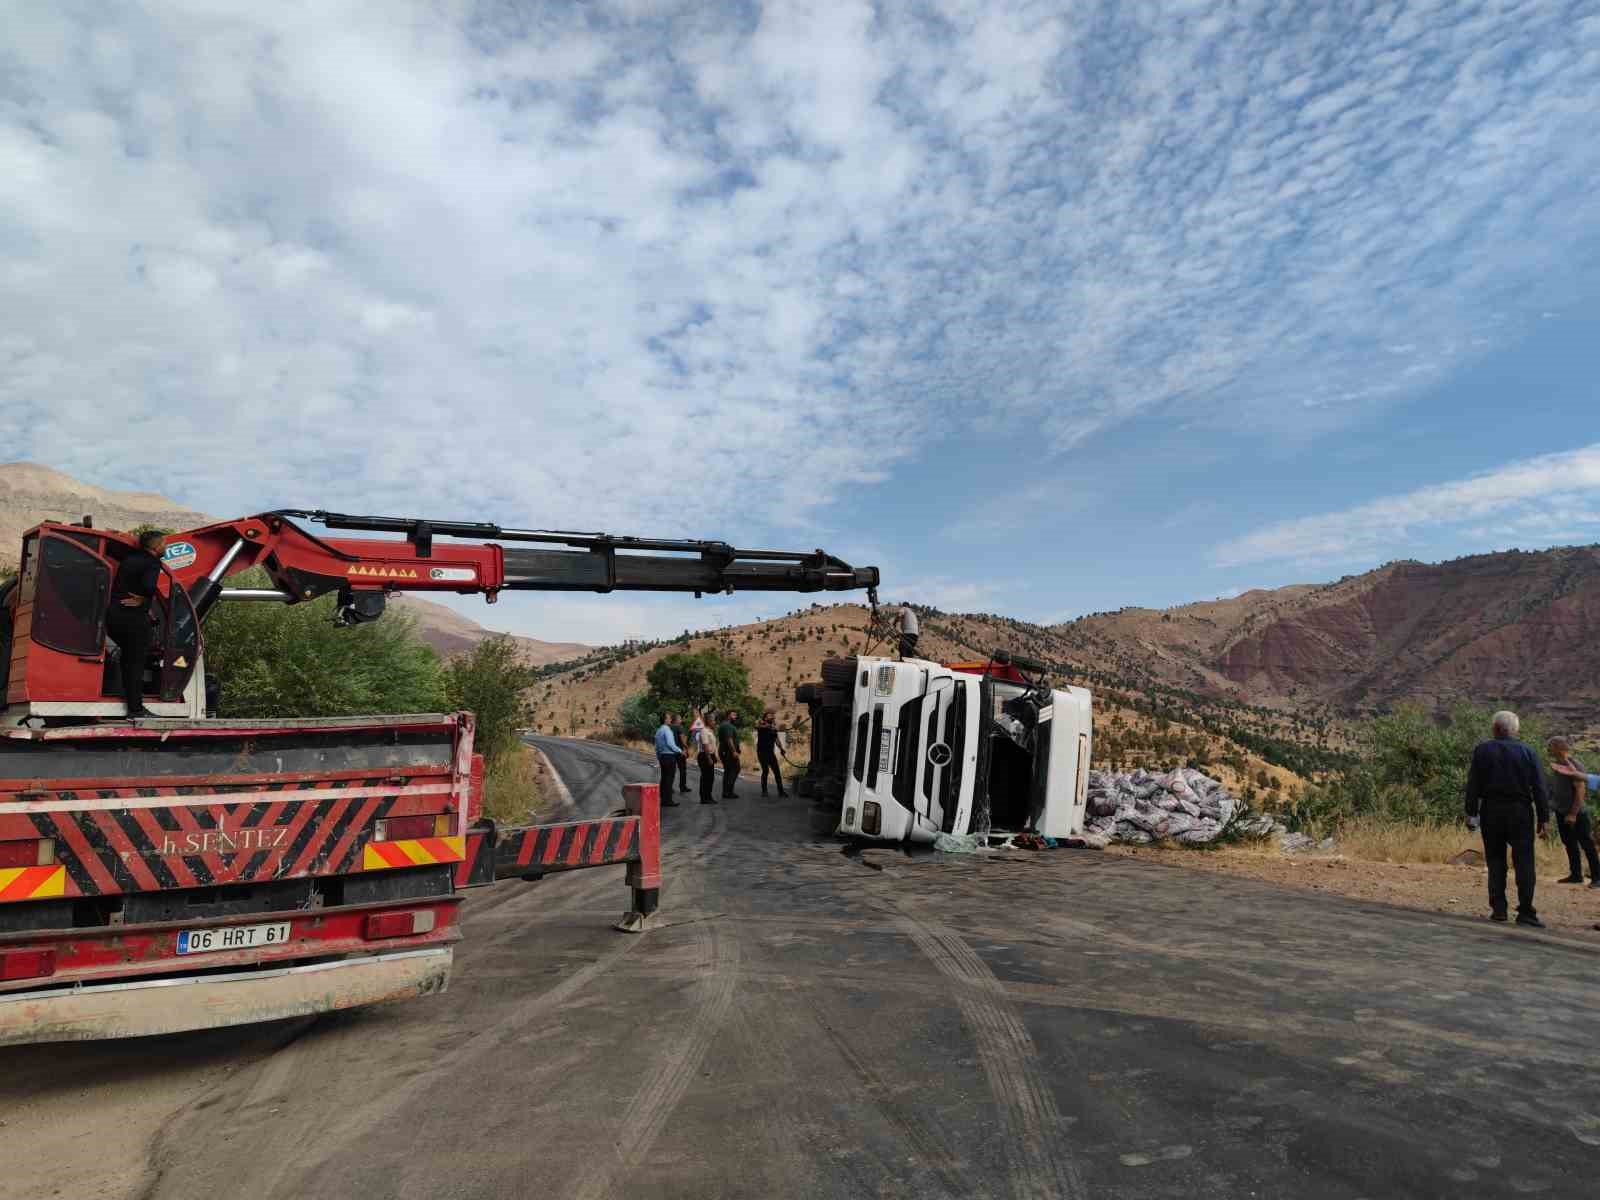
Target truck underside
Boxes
[794,655,1092,845]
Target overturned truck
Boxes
[794,651,1092,844]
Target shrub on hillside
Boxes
[1286,703,1552,832]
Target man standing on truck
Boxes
[105,529,166,718]
[756,710,787,798]
[1465,710,1549,926]
[655,713,684,808]
[718,710,742,799]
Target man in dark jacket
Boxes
[1464,710,1549,926]
[717,711,741,799]
[106,530,166,718]
[1547,737,1600,887]
[755,710,787,798]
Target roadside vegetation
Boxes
[1267,703,1578,865]
[610,648,767,748]
[204,571,542,822]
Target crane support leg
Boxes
[484,782,662,933]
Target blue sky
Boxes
[3,2,1598,643]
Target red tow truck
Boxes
[0,509,877,1043]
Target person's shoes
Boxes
[127,707,151,719]
[1490,910,1508,923]
[1515,913,1545,928]
[701,798,718,805]
[761,788,769,797]
[1589,880,1600,890]
[778,791,789,798]
[662,798,680,807]
[1557,875,1585,884]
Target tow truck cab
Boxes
[795,654,1092,844]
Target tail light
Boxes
[861,802,882,835]
[363,909,438,940]
[372,814,452,841]
[0,839,54,868]
[0,948,56,982]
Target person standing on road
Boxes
[106,530,166,719]
[669,714,690,794]
[1547,737,1600,888]
[717,710,742,799]
[755,709,787,798]
[694,713,719,805]
[654,713,683,808]
[1464,710,1549,926]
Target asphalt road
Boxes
[5,736,1599,1199]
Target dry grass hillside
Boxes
[528,602,1311,799]
[0,463,589,667]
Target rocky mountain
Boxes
[0,463,589,666]
[1057,547,1600,729]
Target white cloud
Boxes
[1213,444,1600,568]
[1,1,1598,639]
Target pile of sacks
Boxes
[1084,767,1286,846]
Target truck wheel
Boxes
[820,656,858,689]
[817,688,846,709]
[795,683,821,705]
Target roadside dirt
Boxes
[1111,842,1600,939]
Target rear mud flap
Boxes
[0,947,451,1046]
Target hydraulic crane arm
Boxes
[161,510,879,623]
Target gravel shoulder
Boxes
[1112,842,1600,940]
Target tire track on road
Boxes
[569,922,740,1200]
[899,915,1085,1200]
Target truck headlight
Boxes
[862,802,881,835]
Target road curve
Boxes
[3,736,1596,1199]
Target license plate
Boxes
[177,921,292,956]
[877,728,895,775]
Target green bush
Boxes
[618,649,764,743]
[444,634,539,767]
[203,573,447,719]
[1288,703,1552,833]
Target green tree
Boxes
[203,574,447,719]
[616,691,659,741]
[629,649,763,740]
[442,634,540,767]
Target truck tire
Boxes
[817,688,846,709]
[820,656,857,689]
[795,683,821,705]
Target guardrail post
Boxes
[617,782,660,933]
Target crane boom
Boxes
[2,508,881,723]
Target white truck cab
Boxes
[795,653,1092,845]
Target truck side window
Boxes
[866,705,885,787]
[33,535,111,657]
[852,713,870,782]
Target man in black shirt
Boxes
[106,531,165,718]
[1546,737,1600,887]
[755,710,787,798]
[1464,710,1549,926]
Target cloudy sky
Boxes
[3,1,1598,643]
